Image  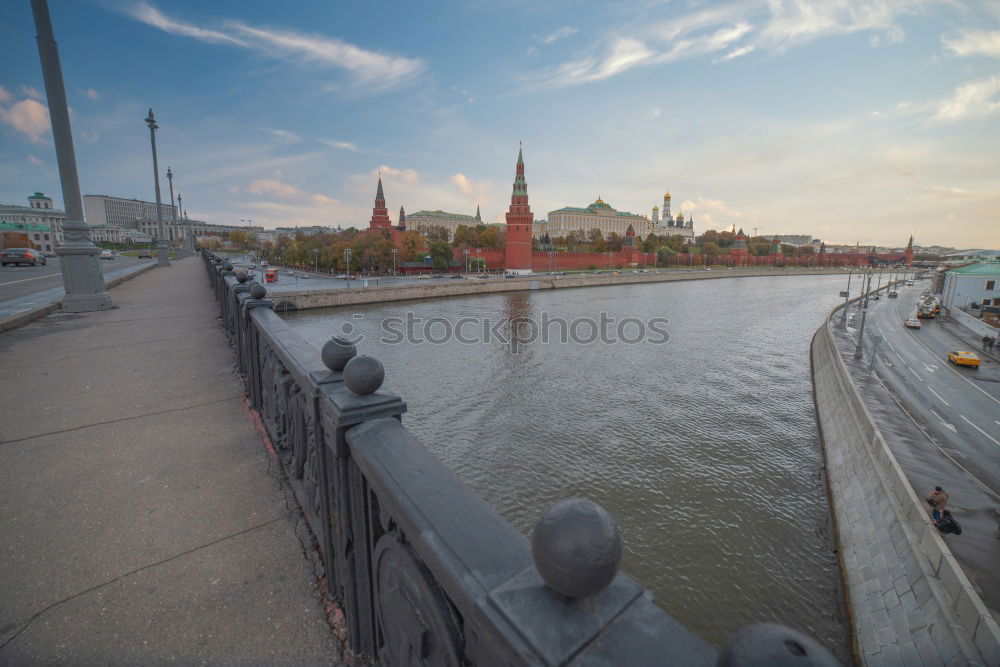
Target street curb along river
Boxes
[0,260,158,334]
[810,298,1000,666]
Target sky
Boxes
[0,0,997,249]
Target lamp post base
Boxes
[157,241,170,267]
[55,244,112,312]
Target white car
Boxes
[904,319,922,329]
[100,249,114,260]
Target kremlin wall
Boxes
[367,147,914,274]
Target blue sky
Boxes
[0,0,997,248]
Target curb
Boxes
[0,301,61,334]
[0,261,159,334]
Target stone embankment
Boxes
[271,268,839,311]
[811,300,1000,666]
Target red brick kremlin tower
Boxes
[505,145,533,274]
[369,176,392,230]
[905,235,914,266]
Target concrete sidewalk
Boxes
[0,258,341,664]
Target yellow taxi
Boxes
[947,351,980,368]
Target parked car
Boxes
[887,291,898,298]
[1,248,46,266]
[947,350,980,368]
[137,249,153,259]
[100,249,114,260]
[904,319,922,329]
[449,274,464,279]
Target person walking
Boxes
[983,335,991,351]
[928,486,948,523]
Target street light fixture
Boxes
[144,108,170,267]
[30,0,111,311]
[391,248,397,276]
[344,248,352,287]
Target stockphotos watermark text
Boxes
[335,312,670,352]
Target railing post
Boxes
[318,355,406,655]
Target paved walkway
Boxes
[0,258,341,664]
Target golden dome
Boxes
[664,192,671,199]
[652,205,659,210]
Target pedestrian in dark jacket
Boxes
[928,486,948,522]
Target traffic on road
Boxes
[855,280,1000,493]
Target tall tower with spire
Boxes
[475,205,481,222]
[369,176,391,230]
[663,191,671,224]
[904,234,914,267]
[504,145,533,273]
[398,206,406,231]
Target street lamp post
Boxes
[144,108,170,267]
[166,167,177,253]
[854,270,874,359]
[391,248,397,276]
[463,248,470,275]
[840,267,853,329]
[344,248,352,287]
[313,248,320,273]
[30,0,111,311]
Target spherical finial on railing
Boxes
[249,283,267,300]
[322,336,357,372]
[343,355,384,395]
[531,498,622,599]
[223,262,233,272]
[717,624,842,667]
[236,271,249,283]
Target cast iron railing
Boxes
[202,251,841,666]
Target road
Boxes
[853,282,1000,494]
[0,255,147,301]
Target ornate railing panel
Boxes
[201,251,842,666]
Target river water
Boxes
[282,274,851,658]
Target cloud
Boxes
[680,197,744,219]
[82,88,101,100]
[27,154,44,166]
[19,85,43,100]
[247,179,306,198]
[125,3,424,91]
[0,99,51,143]
[244,178,337,206]
[715,44,755,62]
[0,86,11,104]
[319,138,359,152]
[527,0,921,89]
[263,127,300,141]
[942,29,1000,59]
[934,75,1000,121]
[540,27,579,45]
[922,185,974,199]
[376,165,420,186]
[228,22,425,89]
[127,2,246,45]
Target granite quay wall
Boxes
[202,251,843,666]
[270,267,840,311]
[811,300,1000,666]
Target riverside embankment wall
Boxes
[811,305,1000,665]
[272,268,836,311]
